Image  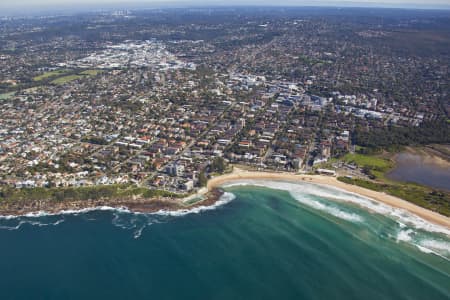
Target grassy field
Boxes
[80,69,102,76]
[316,152,394,179]
[33,70,69,81]
[343,153,393,171]
[51,75,85,85]
[0,92,15,100]
[335,150,450,216]
[34,69,101,85]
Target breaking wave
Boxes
[224,180,366,223]
[0,192,236,239]
[223,179,450,259]
[153,192,235,217]
[109,191,236,238]
[222,180,450,235]
[294,194,364,222]
[1,178,449,260]
[0,206,131,220]
[396,228,450,260]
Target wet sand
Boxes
[1,166,448,230]
[207,168,450,229]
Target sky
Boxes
[1,0,449,14]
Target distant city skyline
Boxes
[1,0,450,13]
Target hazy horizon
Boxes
[1,0,450,16]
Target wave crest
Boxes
[0,193,236,239]
[223,179,450,236]
[152,192,235,217]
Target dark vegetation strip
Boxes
[0,184,184,203]
[338,177,450,217]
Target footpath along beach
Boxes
[207,168,450,229]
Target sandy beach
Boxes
[207,168,450,229]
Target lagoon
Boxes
[388,151,450,191]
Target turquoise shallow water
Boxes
[0,182,449,300]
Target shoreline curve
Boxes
[206,168,450,229]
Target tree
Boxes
[47,180,56,188]
[198,171,207,187]
[211,157,226,174]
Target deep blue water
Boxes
[0,183,449,300]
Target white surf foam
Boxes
[0,192,234,222]
[0,193,236,238]
[416,245,436,255]
[415,241,450,261]
[107,192,236,239]
[223,179,450,237]
[0,206,131,220]
[0,221,26,230]
[225,180,364,223]
[133,225,145,239]
[396,229,414,242]
[419,239,450,254]
[294,194,363,222]
[152,192,236,217]
[0,218,65,230]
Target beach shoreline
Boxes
[1,167,449,230]
[207,168,450,229]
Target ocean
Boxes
[0,181,449,300]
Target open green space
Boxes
[32,69,101,86]
[342,153,394,179]
[80,69,102,76]
[338,176,450,217]
[325,151,450,216]
[33,70,70,81]
[0,92,15,100]
[342,153,393,172]
[316,152,394,179]
[51,75,85,85]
